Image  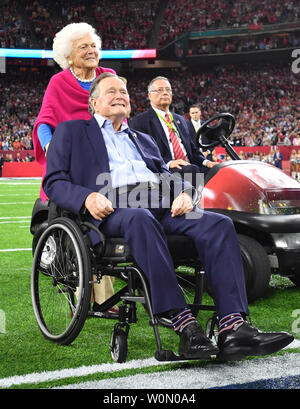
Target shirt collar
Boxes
[94,113,129,132]
[151,106,170,118]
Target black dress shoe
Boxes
[217,321,294,362]
[179,321,219,359]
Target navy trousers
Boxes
[100,193,249,317]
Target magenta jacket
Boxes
[33,66,116,201]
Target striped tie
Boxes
[165,113,187,161]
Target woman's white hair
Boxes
[53,22,102,70]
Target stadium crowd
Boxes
[1,1,300,174]
[1,0,300,50]
[3,0,160,50]
[158,0,300,46]
[188,31,300,55]
[1,62,300,154]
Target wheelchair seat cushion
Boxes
[102,235,198,263]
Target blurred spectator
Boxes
[15,152,24,162]
[290,149,298,178]
[273,147,283,168]
[293,133,300,146]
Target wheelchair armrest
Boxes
[30,198,49,234]
[80,221,106,255]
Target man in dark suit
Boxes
[43,72,293,362]
[187,104,214,162]
[187,104,203,139]
[130,77,218,189]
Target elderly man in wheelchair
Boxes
[30,73,293,364]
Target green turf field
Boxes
[0,178,299,389]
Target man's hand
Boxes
[85,192,114,221]
[205,160,218,168]
[171,192,194,217]
[169,159,189,169]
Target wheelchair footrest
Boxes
[120,295,145,303]
[155,349,185,362]
[87,311,119,319]
[155,349,216,362]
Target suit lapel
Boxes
[149,108,171,153]
[127,129,155,170]
[85,117,110,173]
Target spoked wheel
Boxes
[31,217,92,345]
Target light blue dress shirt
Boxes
[94,114,159,188]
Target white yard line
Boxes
[0,358,168,388]
[1,341,299,389]
[0,194,35,197]
[55,352,300,390]
[0,202,33,205]
[0,221,31,224]
[0,217,31,219]
[0,248,31,252]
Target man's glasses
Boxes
[149,87,172,94]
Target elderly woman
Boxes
[33,22,116,312]
[33,22,116,202]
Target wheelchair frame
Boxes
[30,200,217,363]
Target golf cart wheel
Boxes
[110,328,128,363]
[238,234,271,302]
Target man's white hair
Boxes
[53,22,102,70]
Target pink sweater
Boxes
[33,66,116,201]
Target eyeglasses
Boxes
[149,87,172,94]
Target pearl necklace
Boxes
[69,67,96,83]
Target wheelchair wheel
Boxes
[110,327,128,363]
[31,217,92,345]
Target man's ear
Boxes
[90,97,97,111]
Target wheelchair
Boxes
[30,198,217,363]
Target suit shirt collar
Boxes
[94,113,129,132]
[151,105,170,118]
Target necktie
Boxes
[165,113,187,161]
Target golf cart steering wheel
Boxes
[196,113,235,150]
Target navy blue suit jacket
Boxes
[130,107,206,166]
[187,120,200,142]
[43,117,188,219]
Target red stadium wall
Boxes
[214,146,295,175]
[1,150,43,177]
[214,145,298,160]
[0,146,298,178]
[2,161,43,177]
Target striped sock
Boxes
[171,308,197,333]
[218,313,244,334]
